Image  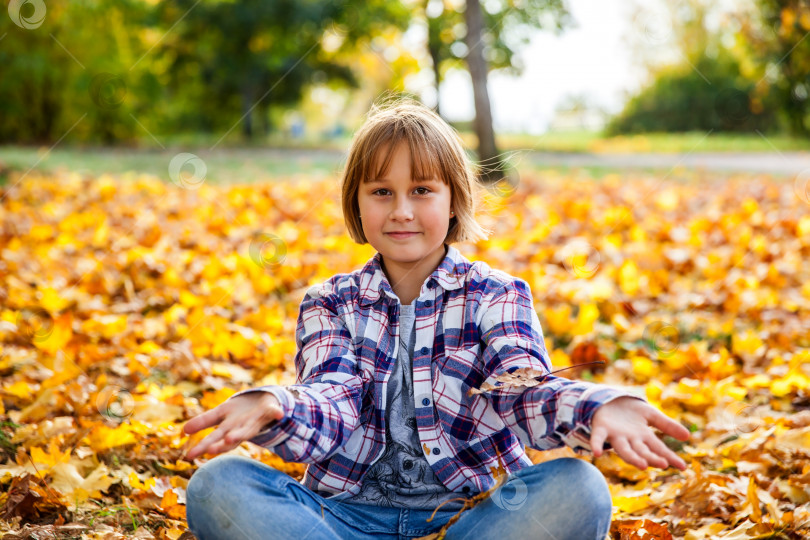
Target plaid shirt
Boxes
[232,244,646,498]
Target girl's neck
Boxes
[380,244,447,305]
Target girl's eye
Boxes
[373,187,431,196]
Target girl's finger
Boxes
[611,436,648,470]
[590,425,609,458]
[646,433,687,470]
[632,438,668,469]
[647,408,690,441]
[187,423,231,460]
[184,405,227,435]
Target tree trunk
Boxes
[425,1,443,117]
[428,38,443,117]
[463,0,502,183]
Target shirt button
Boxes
[424,300,432,307]
[422,397,430,406]
[462,486,471,494]
[432,447,441,455]
[420,347,429,355]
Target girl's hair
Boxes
[340,97,491,245]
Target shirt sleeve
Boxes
[478,277,647,454]
[227,284,368,463]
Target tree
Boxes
[153,0,409,140]
[421,0,570,182]
[734,0,810,136]
[0,0,155,144]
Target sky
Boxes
[432,0,651,133]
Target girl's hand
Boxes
[590,396,690,471]
[183,392,284,461]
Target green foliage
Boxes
[606,51,780,135]
[0,0,156,144]
[735,0,810,136]
[424,0,570,81]
[0,0,409,144]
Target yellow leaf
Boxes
[772,372,810,397]
[129,471,156,491]
[30,442,71,468]
[612,494,654,513]
[782,7,797,30]
[732,329,765,358]
[39,287,70,314]
[2,380,35,399]
[799,216,810,238]
[631,355,656,382]
[33,312,73,356]
[570,302,599,336]
[748,476,762,523]
[618,260,640,296]
[200,387,236,410]
[801,11,810,31]
[544,305,573,336]
[549,348,571,368]
[86,423,137,452]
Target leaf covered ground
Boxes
[0,168,809,539]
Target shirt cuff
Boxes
[227,386,297,447]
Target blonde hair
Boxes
[340,97,491,245]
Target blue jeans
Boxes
[186,455,613,540]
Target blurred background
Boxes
[2,3,810,537]
[1,0,808,183]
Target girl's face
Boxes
[357,141,454,269]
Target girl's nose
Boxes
[390,197,413,220]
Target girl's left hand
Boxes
[590,396,690,471]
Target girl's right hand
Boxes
[183,392,284,461]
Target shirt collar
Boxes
[358,244,469,307]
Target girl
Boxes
[183,99,690,540]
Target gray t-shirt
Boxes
[343,302,463,510]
